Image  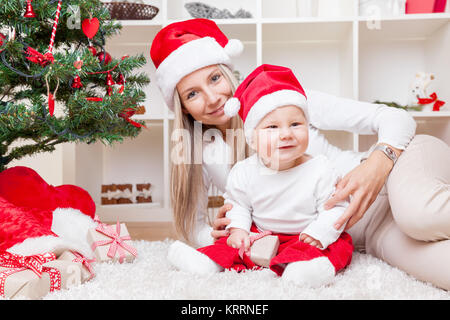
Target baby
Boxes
[168,64,353,287]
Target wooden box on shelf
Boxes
[136,183,152,203]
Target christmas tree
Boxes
[0,0,150,172]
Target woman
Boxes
[150,19,450,290]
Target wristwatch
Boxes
[360,144,398,165]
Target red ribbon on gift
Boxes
[417,92,446,111]
[70,251,96,280]
[238,230,273,260]
[0,252,61,297]
[91,221,138,264]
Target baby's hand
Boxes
[299,233,323,249]
[227,228,250,251]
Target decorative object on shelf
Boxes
[184,2,253,19]
[359,0,406,16]
[408,72,446,111]
[87,220,138,264]
[207,195,224,208]
[232,70,243,83]
[405,0,436,14]
[136,183,152,203]
[101,184,119,204]
[103,1,159,20]
[116,184,133,204]
[0,0,150,173]
[0,251,83,299]
[433,0,447,12]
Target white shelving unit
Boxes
[12,0,449,223]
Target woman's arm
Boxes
[306,89,416,230]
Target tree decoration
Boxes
[24,0,36,18]
[0,0,150,172]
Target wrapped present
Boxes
[87,221,138,264]
[0,252,83,300]
[136,183,152,203]
[116,184,133,204]
[101,184,119,205]
[57,251,96,282]
[239,231,279,268]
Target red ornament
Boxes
[116,73,126,85]
[107,86,113,96]
[105,72,115,86]
[74,58,83,70]
[48,93,55,116]
[82,17,100,39]
[24,0,36,18]
[96,51,112,65]
[72,75,83,89]
[87,45,97,56]
[0,33,5,47]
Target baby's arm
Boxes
[300,161,349,249]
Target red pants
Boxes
[197,227,353,276]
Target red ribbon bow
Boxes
[0,252,61,297]
[119,108,147,128]
[24,47,54,67]
[70,251,96,280]
[417,92,446,111]
[92,221,138,264]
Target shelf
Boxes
[409,111,450,118]
[96,202,172,222]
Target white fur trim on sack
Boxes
[243,89,307,143]
[155,37,235,111]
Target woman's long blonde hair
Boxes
[170,64,247,245]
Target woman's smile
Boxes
[208,105,224,116]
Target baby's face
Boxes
[251,105,309,170]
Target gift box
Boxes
[136,183,152,203]
[57,251,95,283]
[101,184,119,205]
[0,252,83,300]
[87,221,138,264]
[116,184,133,204]
[406,0,435,13]
[248,232,279,268]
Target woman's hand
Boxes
[324,146,401,231]
[211,203,232,240]
[227,228,250,251]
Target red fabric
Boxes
[150,19,230,69]
[231,64,307,123]
[0,166,95,218]
[198,227,353,276]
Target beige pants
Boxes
[348,135,450,291]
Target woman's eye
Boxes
[187,91,197,100]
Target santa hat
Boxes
[0,166,97,258]
[223,64,308,143]
[150,18,243,111]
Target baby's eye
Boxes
[291,122,302,127]
[211,73,221,82]
[266,125,278,129]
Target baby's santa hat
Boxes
[0,166,97,258]
[223,64,308,144]
[150,18,243,111]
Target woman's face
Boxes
[176,65,233,126]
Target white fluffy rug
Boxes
[41,239,449,300]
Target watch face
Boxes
[386,147,395,158]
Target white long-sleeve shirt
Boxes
[224,154,348,249]
[192,89,417,247]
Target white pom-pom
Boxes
[224,39,244,57]
[224,97,241,117]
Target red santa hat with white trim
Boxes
[223,64,308,143]
[150,18,243,111]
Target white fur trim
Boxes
[155,37,234,111]
[224,39,244,57]
[7,235,88,258]
[282,257,335,288]
[167,240,223,274]
[51,208,97,258]
[244,89,307,143]
[224,97,241,117]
